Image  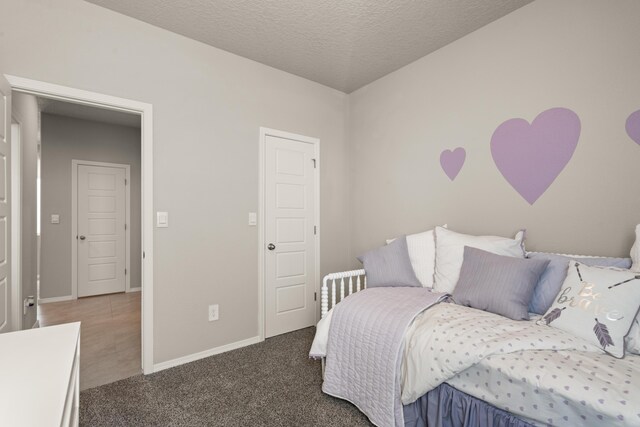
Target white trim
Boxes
[10,118,22,331]
[32,319,39,328]
[258,130,265,342]
[313,141,321,324]
[6,75,155,375]
[141,90,154,375]
[38,295,75,304]
[153,335,261,373]
[128,286,141,293]
[258,127,321,341]
[71,160,131,297]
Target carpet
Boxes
[80,327,373,426]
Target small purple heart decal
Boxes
[626,109,640,145]
[440,147,466,181]
[491,107,580,204]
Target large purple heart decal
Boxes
[440,147,466,181]
[491,107,580,205]
[626,109,640,145]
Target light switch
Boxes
[248,212,257,226]
[50,214,60,224]
[157,211,169,228]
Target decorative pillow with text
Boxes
[527,252,631,315]
[539,262,640,358]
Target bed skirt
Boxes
[403,383,534,427]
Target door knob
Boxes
[267,243,276,250]
[79,235,86,240]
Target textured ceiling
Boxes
[39,98,141,128]
[85,0,533,93]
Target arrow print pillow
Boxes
[538,261,640,358]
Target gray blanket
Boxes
[322,287,448,427]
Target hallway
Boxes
[38,291,141,390]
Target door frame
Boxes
[257,127,320,342]
[10,117,22,331]
[6,75,155,374]
[71,160,131,297]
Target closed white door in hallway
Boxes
[77,164,126,297]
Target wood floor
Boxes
[38,291,141,390]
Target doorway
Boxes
[259,128,320,339]
[10,118,22,332]
[6,75,155,376]
[37,101,141,390]
[72,161,130,298]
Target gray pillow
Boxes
[527,252,632,315]
[453,246,550,320]
[357,237,422,288]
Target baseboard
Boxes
[32,320,39,328]
[153,335,262,373]
[38,295,75,304]
[127,286,141,293]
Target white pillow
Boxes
[626,224,640,354]
[627,318,640,355]
[433,227,525,293]
[386,225,447,288]
[631,224,640,273]
[539,262,640,358]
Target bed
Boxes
[310,226,640,427]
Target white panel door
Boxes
[265,135,316,338]
[77,165,126,297]
[0,73,11,334]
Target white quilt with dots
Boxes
[447,348,640,426]
[312,301,640,426]
[402,303,640,426]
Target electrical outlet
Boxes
[208,304,219,322]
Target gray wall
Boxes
[6,0,636,366]
[40,113,141,299]
[0,0,350,363]
[348,0,640,260]
[11,92,38,329]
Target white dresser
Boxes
[0,322,81,427]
